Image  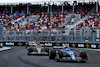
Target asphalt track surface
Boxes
[0,46,100,67]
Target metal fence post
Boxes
[81,30,82,42]
[74,29,76,41]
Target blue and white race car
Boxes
[49,46,88,63]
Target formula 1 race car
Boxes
[49,46,88,63]
[27,41,49,55]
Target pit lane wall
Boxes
[0,41,100,49]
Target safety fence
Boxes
[3,29,100,43]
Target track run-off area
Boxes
[0,46,100,67]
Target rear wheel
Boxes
[49,50,56,59]
[55,51,63,62]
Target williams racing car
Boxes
[27,41,49,55]
[49,46,88,63]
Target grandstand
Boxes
[0,0,100,43]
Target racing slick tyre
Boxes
[26,45,27,48]
[49,49,56,59]
[28,48,34,52]
[25,44,28,48]
[27,47,35,55]
[55,51,63,62]
[80,51,88,63]
[28,51,30,55]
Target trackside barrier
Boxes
[3,29,100,42]
[0,41,100,49]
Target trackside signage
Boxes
[0,43,3,47]
[45,43,52,46]
[78,44,84,47]
[86,44,90,48]
[91,44,96,48]
[62,43,69,47]
[72,44,76,47]
[5,42,14,46]
[0,41,100,49]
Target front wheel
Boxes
[79,51,88,63]
[81,61,86,63]
[80,51,88,59]
[27,51,30,55]
[77,57,86,63]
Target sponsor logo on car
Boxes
[5,42,14,45]
[91,44,96,48]
[78,44,84,47]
